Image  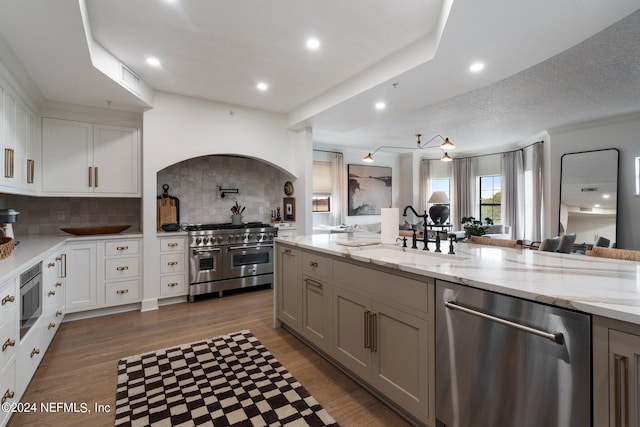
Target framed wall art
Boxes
[347,164,392,216]
[283,197,296,221]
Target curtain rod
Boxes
[313,149,343,155]
[447,140,544,161]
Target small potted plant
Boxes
[461,216,491,237]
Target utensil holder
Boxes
[231,215,243,225]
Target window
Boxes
[312,196,331,212]
[312,161,332,213]
[480,175,501,223]
[431,178,450,200]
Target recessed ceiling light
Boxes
[146,57,161,67]
[469,62,485,72]
[306,38,321,50]
[256,82,269,91]
[374,102,386,110]
[594,204,601,208]
[602,194,610,199]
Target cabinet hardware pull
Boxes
[55,282,62,287]
[284,249,292,255]
[309,261,318,268]
[1,295,14,305]
[27,159,35,183]
[370,313,377,352]
[88,166,92,187]
[445,301,564,344]
[94,166,98,188]
[48,262,56,268]
[56,310,63,317]
[168,282,179,287]
[116,289,129,294]
[116,246,129,251]
[48,290,56,297]
[2,338,15,351]
[167,261,178,266]
[30,348,40,358]
[168,243,178,247]
[48,323,56,330]
[1,389,14,404]
[364,311,371,349]
[60,254,67,278]
[4,148,14,178]
[614,353,629,427]
[304,278,323,290]
[116,266,129,271]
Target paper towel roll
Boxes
[381,208,399,244]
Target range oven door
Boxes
[189,246,223,284]
[223,244,273,279]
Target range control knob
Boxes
[202,237,209,244]
[195,238,202,244]
[217,236,223,243]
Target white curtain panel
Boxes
[418,159,431,213]
[524,143,544,241]
[501,150,524,239]
[330,152,345,226]
[451,157,477,228]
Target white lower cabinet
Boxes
[0,277,17,427]
[158,236,188,298]
[65,237,142,314]
[276,243,434,426]
[594,316,640,427]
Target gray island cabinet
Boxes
[275,241,434,426]
[275,235,640,427]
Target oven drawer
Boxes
[302,251,330,278]
[160,237,186,253]
[104,257,140,280]
[105,280,140,305]
[105,240,140,257]
[160,275,187,297]
[161,253,185,274]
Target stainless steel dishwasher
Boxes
[435,280,591,427]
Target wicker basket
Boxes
[0,237,14,260]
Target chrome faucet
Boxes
[402,205,429,250]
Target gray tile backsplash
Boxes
[157,155,292,225]
[0,195,141,235]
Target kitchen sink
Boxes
[349,245,469,269]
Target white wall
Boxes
[547,113,640,249]
[142,91,303,310]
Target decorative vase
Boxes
[429,204,450,225]
[231,214,243,225]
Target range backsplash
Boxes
[157,155,292,225]
[1,195,141,235]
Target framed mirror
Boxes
[559,149,618,248]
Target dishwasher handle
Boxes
[445,300,564,345]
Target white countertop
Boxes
[276,234,640,325]
[0,232,143,280]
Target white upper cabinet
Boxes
[42,118,140,197]
[0,80,39,193]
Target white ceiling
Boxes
[0,0,639,155]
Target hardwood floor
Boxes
[9,287,411,427]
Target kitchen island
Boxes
[274,234,640,427]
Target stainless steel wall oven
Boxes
[186,222,277,302]
[20,262,42,338]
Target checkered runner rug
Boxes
[115,330,339,427]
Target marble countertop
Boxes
[0,233,143,281]
[276,234,640,325]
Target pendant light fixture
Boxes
[362,134,455,163]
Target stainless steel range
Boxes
[185,222,277,302]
